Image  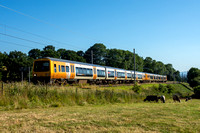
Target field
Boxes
[0,100,200,132]
[0,82,198,132]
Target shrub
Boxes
[132,84,142,94]
[166,84,175,94]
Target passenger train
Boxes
[32,57,167,84]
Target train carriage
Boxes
[32,57,167,84]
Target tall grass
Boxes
[0,82,193,110]
[0,82,143,110]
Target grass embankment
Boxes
[0,101,200,132]
[0,82,193,110]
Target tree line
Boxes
[0,43,181,82]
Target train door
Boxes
[114,69,117,80]
[65,63,70,79]
[125,71,127,80]
[53,62,59,79]
[93,67,97,79]
[70,64,75,79]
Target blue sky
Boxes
[0,0,200,72]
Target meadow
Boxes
[0,82,198,132]
[0,100,199,132]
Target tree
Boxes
[61,50,86,62]
[143,57,153,73]
[6,51,33,81]
[84,43,107,65]
[77,50,85,57]
[187,68,200,87]
[41,45,59,58]
[28,48,41,59]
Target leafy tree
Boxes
[194,85,200,98]
[6,51,33,81]
[84,43,107,65]
[77,50,85,57]
[61,50,86,62]
[187,68,200,87]
[28,48,41,59]
[143,57,153,73]
[41,45,59,58]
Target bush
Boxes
[166,84,175,94]
[132,84,142,94]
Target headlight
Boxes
[34,74,37,76]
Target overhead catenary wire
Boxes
[0,40,35,48]
[0,23,84,50]
[0,4,100,42]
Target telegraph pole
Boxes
[133,49,136,85]
[91,50,93,64]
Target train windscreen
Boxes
[34,61,50,72]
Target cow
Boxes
[144,95,159,102]
[160,95,165,103]
[185,97,192,102]
[173,95,181,102]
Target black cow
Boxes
[173,95,181,102]
[160,95,165,103]
[144,95,159,102]
[185,97,192,102]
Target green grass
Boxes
[0,100,199,132]
[0,82,194,110]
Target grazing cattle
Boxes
[160,95,165,103]
[173,95,181,102]
[185,97,192,102]
[144,95,159,102]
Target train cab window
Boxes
[59,65,61,72]
[54,64,57,73]
[61,65,65,72]
[66,66,69,72]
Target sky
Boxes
[0,0,200,72]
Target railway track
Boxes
[97,81,179,87]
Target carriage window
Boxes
[76,67,93,76]
[117,72,125,78]
[127,73,132,78]
[59,65,61,72]
[108,71,114,77]
[97,69,105,77]
[54,64,56,73]
[66,66,69,72]
[138,74,142,79]
[61,65,65,72]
